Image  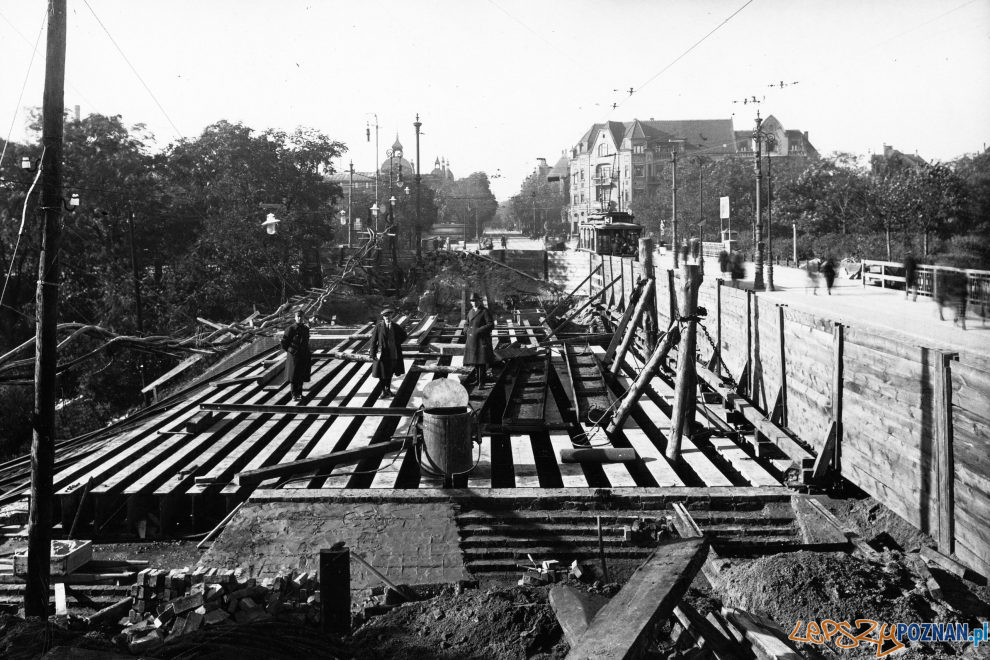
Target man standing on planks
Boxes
[281,310,312,401]
[464,293,495,387]
[370,308,407,397]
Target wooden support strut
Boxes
[609,278,656,375]
[234,438,408,486]
[544,272,624,343]
[605,318,679,436]
[667,260,703,463]
[604,279,645,365]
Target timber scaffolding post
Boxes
[666,240,704,462]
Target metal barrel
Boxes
[420,407,474,477]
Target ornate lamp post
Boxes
[413,114,423,259]
[751,111,776,291]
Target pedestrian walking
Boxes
[464,293,495,387]
[718,250,729,275]
[281,310,311,401]
[501,234,507,249]
[903,252,918,301]
[730,252,745,288]
[822,258,836,295]
[370,308,407,397]
[805,258,821,294]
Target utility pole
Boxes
[671,149,679,268]
[752,112,765,290]
[414,114,422,259]
[26,0,66,617]
[347,160,354,247]
[127,211,147,387]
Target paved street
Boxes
[471,235,988,358]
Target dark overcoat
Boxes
[281,322,311,384]
[464,306,495,366]
[370,320,407,379]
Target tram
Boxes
[576,211,643,258]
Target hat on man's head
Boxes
[380,308,394,317]
[469,293,483,303]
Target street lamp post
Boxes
[347,160,354,247]
[366,114,379,218]
[765,135,776,290]
[414,114,422,259]
[752,111,768,291]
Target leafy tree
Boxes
[436,173,498,239]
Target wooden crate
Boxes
[13,540,92,576]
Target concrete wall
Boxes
[580,252,990,577]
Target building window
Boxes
[634,165,644,177]
[633,144,645,154]
[598,144,607,156]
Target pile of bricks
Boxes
[118,567,321,654]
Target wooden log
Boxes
[667,261,703,462]
[565,537,709,660]
[235,438,408,487]
[935,350,956,555]
[559,448,639,463]
[545,272,623,343]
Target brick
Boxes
[204,609,230,626]
[166,616,188,643]
[153,604,175,629]
[205,584,224,602]
[137,568,153,586]
[170,592,204,615]
[185,611,204,633]
[190,582,205,595]
[128,629,163,654]
[239,597,259,611]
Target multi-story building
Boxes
[565,116,817,233]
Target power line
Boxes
[0,10,46,170]
[81,0,184,141]
[605,0,755,118]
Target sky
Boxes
[1,0,988,202]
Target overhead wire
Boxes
[81,0,184,141]
[0,9,45,171]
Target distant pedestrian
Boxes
[903,252,918,301]
[821,258,836,295]
[464,293,495,387]
[805,258,821,294]
[370,308,407,397]
[730,252,745,288]
[432,236,440,252]
[718,250,729,275]
[281,310,311,401]
[943,268,969,330]
[501,234,507,249]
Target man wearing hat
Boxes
[464,293,495,386]
[281,310,311,401]
[370,308,407,397]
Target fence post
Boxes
[935,351,958,554]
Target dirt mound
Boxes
[347,585,567,660]
[717,551,989,658]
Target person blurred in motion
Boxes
[821,258,836,295]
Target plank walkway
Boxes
[41,315,783,533]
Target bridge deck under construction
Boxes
[0,311,800,540]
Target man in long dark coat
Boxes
[370,308,407,397]
[281,310,311,401]
[464,293,495,386]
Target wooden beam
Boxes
[235,438,408,487]
[935,351,957,555]
[549,584,608,646]
[605,280,644,364]
[831,323,844,476]
[545,262,603,321]
[610,278,656,375]
[201,403,419,417]
[673,601,750,660]
[722,608,806,660]
[811,421,838,482]
[545,272,623,343]
[605,319,678,435]
[559,448,639,463]
[565,538,709,660]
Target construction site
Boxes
[0,227,988,660]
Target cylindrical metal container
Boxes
[420,407,474,477]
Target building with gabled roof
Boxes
[564,116,817,233]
